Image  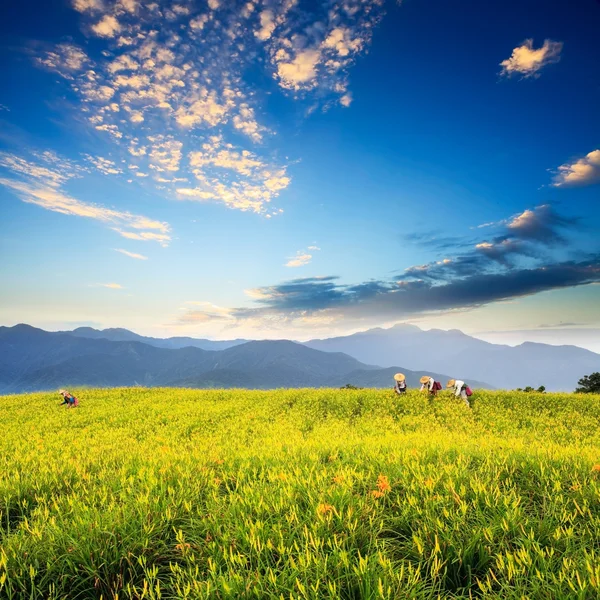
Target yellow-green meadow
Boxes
[2,388,600,599]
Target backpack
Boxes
[465,386,473,397]
[434,381,442,391]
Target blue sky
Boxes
[1,0,599,348]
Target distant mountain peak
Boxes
[390,323,422,332]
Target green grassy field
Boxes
[2,388,600,599]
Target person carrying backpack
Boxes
[420,376,441,396]
[59,390,79,408]
[447,379,472,407]
[393,373,407,394]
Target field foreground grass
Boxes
[2,388,600,599]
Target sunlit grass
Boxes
[2,387,600,599]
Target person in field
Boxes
[393,373,407,394]
[59,390,79,408]
[447,379,471,407]
[420,375,441,396]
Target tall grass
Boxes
[2,388,600,599]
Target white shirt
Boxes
[453,380,466,396]
[420,377,435,392]
[394,380,406,391]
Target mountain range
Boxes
[61,326,246,351]
[1,322,597,394]
[305,324,599,391]
[0,324,488,394]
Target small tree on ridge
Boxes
[575,373,600,394]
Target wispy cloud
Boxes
[35,43,90,79]
[92,282,124,289]
[114,248,147,260]
[285,245,321,267]
[85,154,123,175]
[0,150,171,245]
[500,39,562,78]
[178,301,236,323]
[286,252,313,268]
[552,149,600,187]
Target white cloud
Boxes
[190,14,209,30]
[180,136,290,213]
[31,0,387,222]
[0,152,80,187]
[99,283,123,289]
[114,248,147,259]
[552,149,600,187]
[119,0,137,14]
[113,229,171,245]
[73,0,103,12]
[1,177,169,242]
[148,135,183,172]
[285,245,320,267]
[277,50,321,90]
[266,0,384,100]
[178,301,235,323]
[85,155,123,175]
[36,43,89,79]
[174,91,230,128]
[95,123,123,139]
[0,151,170,245]
[255,10,276,41]
[91,15,121,38]
[340,93,352,107]
[500,39,563,78]
[107,54,139,73]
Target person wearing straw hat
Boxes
[58,389,79,408]
[419,375,439,396]
[447,379,470,407]
[393,373,407,394]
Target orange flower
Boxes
[370,490,385,498]
[592,465,600,473]
[317,503,334,516]
[175,543,191,552]
[332,475,344,484]
[376,475,391,493]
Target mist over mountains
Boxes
[1,322,597,394]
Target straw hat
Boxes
[59,389,67,395]
[394,373,405,382]
[447,379,456,388]
[419,375,430,384]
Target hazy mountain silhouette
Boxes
[305,323,599,391]
[62,326,246,351]
[0,324,489,393]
